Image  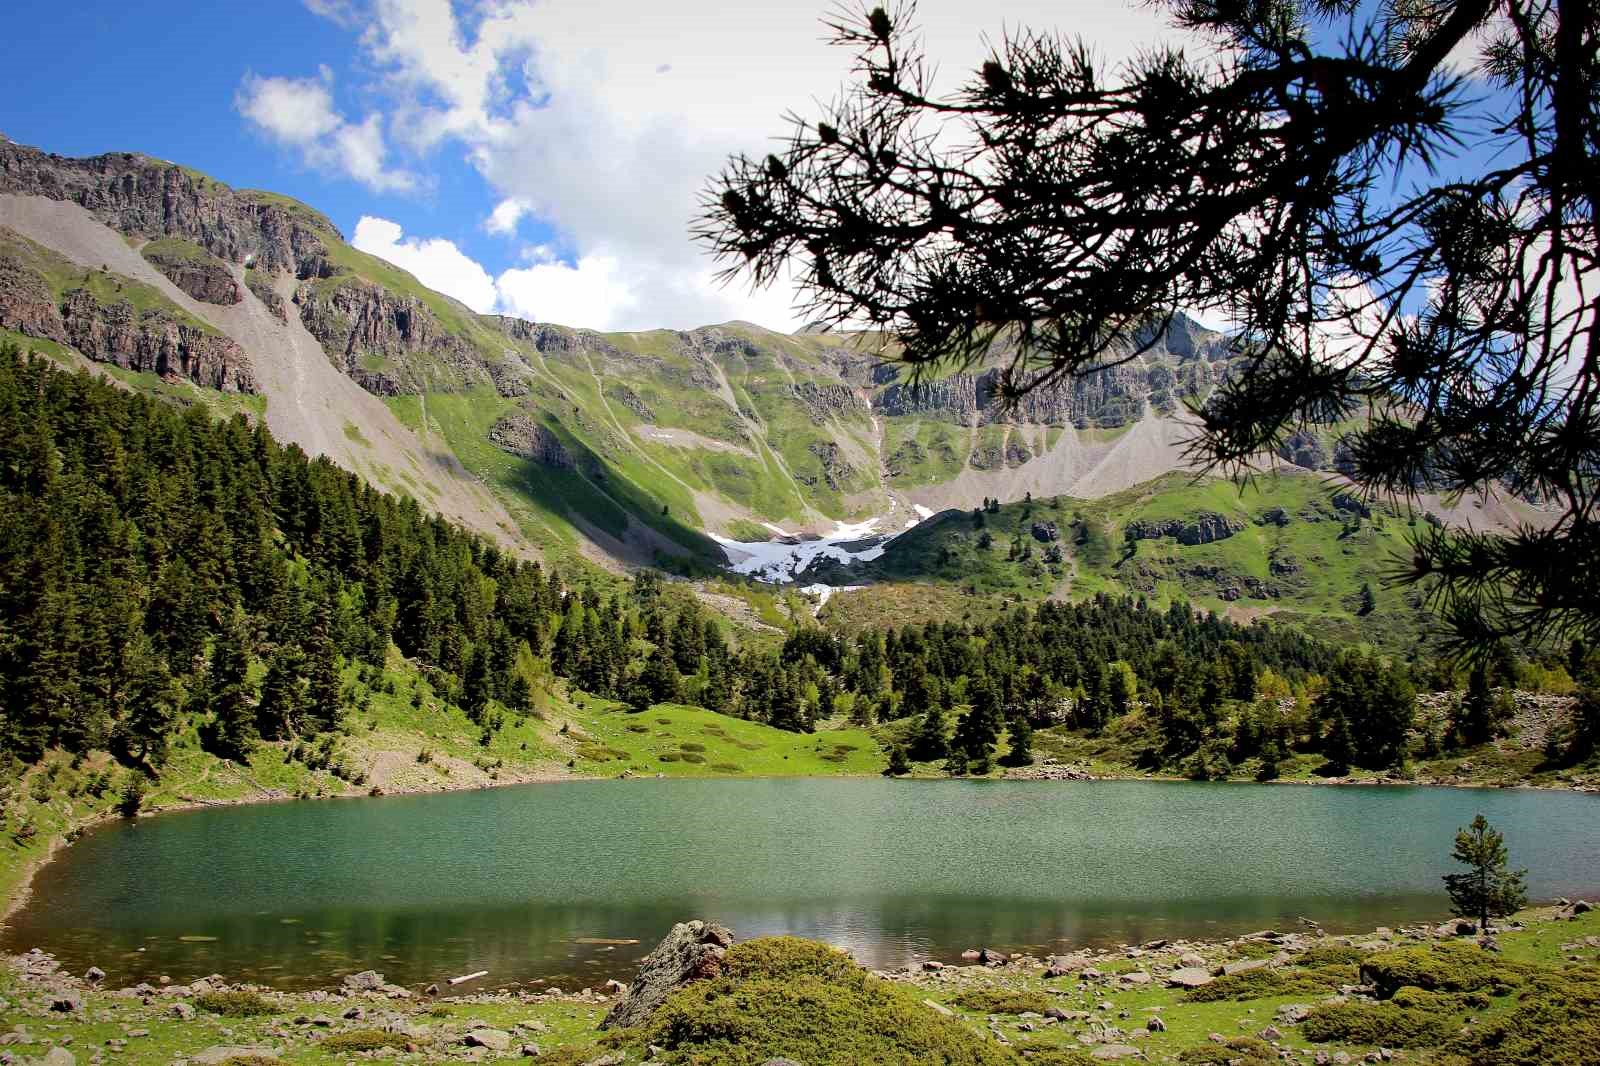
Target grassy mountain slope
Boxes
[819,470,1443,653]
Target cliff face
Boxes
[140,242,241,305]
[57,289,255,392]
[0,141,335,277]
[294,278,486,395]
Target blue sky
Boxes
[0,0,1508,335]
[1,0,1192,331]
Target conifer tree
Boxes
[1443,815,1528,933]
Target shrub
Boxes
[658,752,682,762]
[1391,985,1492,1011]
[627,724,651,733]
[1360,943,1529,998]
[635,937,1014,1065]
[1295,944,1367,968]
[321,1029,411,1052]
[679,752,707,764]
[711,762,743,773]
[681,742,707,752]
[1446,967,1600,1066]
[1301,1002,1453,1046]
[1178,1037,1275,1063]
[1184,964,1354,1002]
[195,990,277,1017]
[951,988,1052,1014]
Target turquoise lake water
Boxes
[7,777,1597,989]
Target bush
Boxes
[1447,967,1600,1066]
[1184,963,1355,1002]
[1178,1037,1275,1063]
[950,988,1052,1014]
[681,742,707,752]
[658,752,682,762]
[711,762,743,773]
[194,990,277,1017]
[1301,1002,1453,1046]
[1361,943,1529,999]
[634,937,1014,1065]
[321,1029,411,1052]
[1295,944,1367,968]
[679,752,707,764]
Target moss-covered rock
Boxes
[951,987,1053,1014]
[1360,943,1529,998]
[1301,1001,1455,1046]
[1445,967,1600,1066]
[1183,963,1355,1002]
[628,936,1016,1065]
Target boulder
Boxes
[1117,971,1152,986]
[49,993,82,1013]
[38,1049,75,1066]
[599,919,734,1030]
[170,1003,195,1020]
[341,970,386,992]
[83,966,105,984]
[465,1028,512,1052]
[1091,1045,1142,1060]
[1220,958,1269,977]
[1166,968,1213,989]
[1044,955,1089,978]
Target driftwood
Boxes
[447,970,489,986]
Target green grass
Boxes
[563,697,886,777]
[139,236,216,265]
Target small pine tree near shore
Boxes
[1443,815,1528,933]
[883,746,910,777]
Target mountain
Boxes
[0,139,1544,614]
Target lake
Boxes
[7,778,1598,990]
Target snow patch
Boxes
[712,516,890,583]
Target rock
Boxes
[50,994,82,1013]
[1178,953,1206,968]
[1260,1025,1284,1040]
[465,1029,512,1052]
[1044,956,1088,978]
[1146,1016,1166,1032]
[581,1054,626,1066]
[1166,967,1213,989]
[923,999,954,1016]
[518,1043,542,1058]
[1220,958,1269,977]
[979,948,1009,966]
[489,415,576,470]
[599,919,734,1030]
[1090,1045,1142,1060]
[341,970,386,992]
[1277,1003,1314,1024]
[170,1003,195,1021]
[604,979,627,995]
[140,241,242,305]
[922,960,945,972]
[308,1016,335,1028]
[38,1049,75,1066]
[83,967,105,984]
[1436,918,1477,936]
[1117,971,1152,986]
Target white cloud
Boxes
[351,216,498,311]
[275,0,1187,331]
[236,72,418,193]
[485,198,530,236]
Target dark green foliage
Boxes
[1177,1037,1274,1064]
[950,988,1051,1014]
[1360,943,1529,999]
[1183,964,1356,1003]
[194,990,277,1017]
[1317,649,1415,770]
[321,1030,412,1052]
[1442,815,1529,931]
[884,746,910,776]
[634,937,1015,1065]
[0,348,567,765]
[1294,945,1367,969]
[1445,967,1600,1066]
[1301,1002,1453,1047]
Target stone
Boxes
[1221,959,1269,977]
[1044,956,1088,978]
[1090,1045,1142,1060]
[519,1043,542,1058]
[49,994,82,1013]
[1260,1025,1284,1040]
[341,970,386,992]
[1178,953,1206,968]
[169,1003,195,1021]
[604,979,627,995]
[1166,968,1213,989]
[1117,971,1152,986]
[1146,1016,1166,1032]
[923,999,954,1016]
[83,967,105,984]
[922,961,945,972]
[38,1049,75,1066]
[582,1054,626,1066]
[600,919,734,1030]
[465,1029,512,1052]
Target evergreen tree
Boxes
[255,645,306,740]
[909,705,948,762]
[884,745,911,777]
[200,612,258,761]
[999,713,1034,767]
[1443,815,1529,933]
